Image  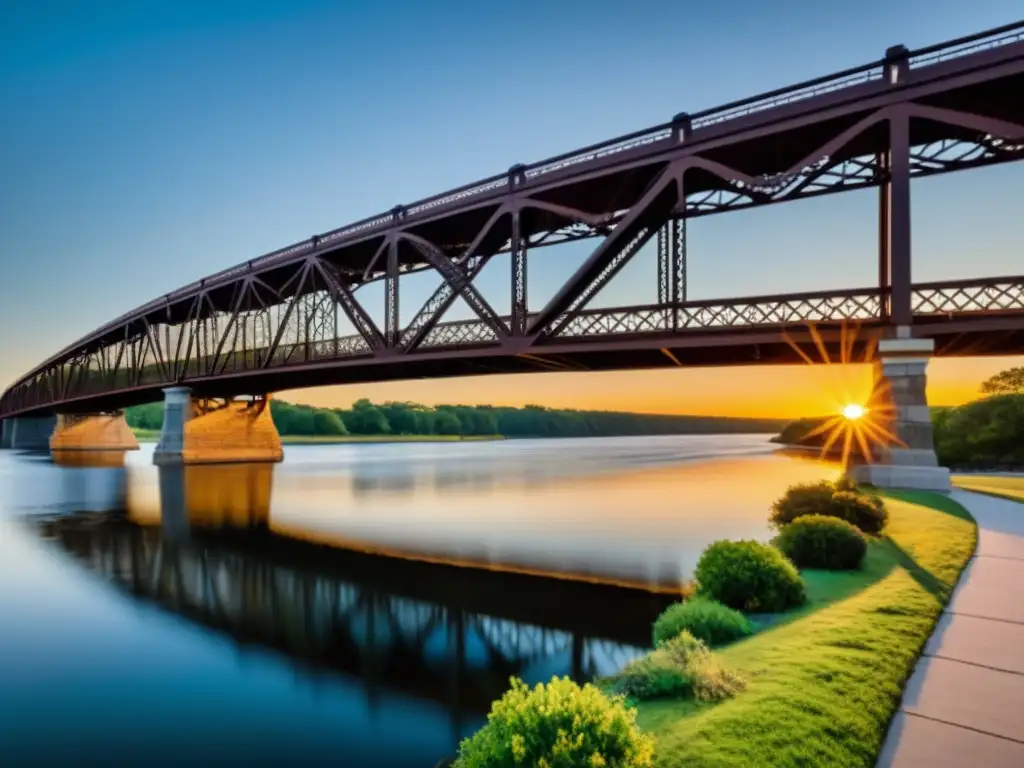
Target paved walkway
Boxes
[877,490,1024,767]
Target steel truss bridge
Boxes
[36,511,660,721]
[4,22,1024,418]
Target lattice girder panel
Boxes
[335,332,372,358]
[677,293,882,330]
[270,289,336,368]
[556,308,670,339]
[551,292,883,339]
[420,318,499,349]
[912,279,1024,315]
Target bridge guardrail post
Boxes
[671,112,692,144]
[884,45,910,85]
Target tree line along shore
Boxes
[125,398,790,441]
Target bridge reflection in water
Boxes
[37,453,670,753]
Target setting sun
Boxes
[843,404,866,421]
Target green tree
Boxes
[312,410,348,436]
[981,366,1024,395]
[379,402,419,434]
[467,409,498,435]
[347,398,391,434]
[413,407,436,435]
[434,410,462,435]
[125,402,164,430]
[933,393,1024,468]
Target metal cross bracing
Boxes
[3,21,1024,418]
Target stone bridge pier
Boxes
[153,387,283,465]
[851,334,952,493]
[1,411,139,453]
[50,412,139,452]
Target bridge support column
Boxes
[4,414,57,450]
[154,387,195,465]
[154,388,283,465]
[50,412,139,452]
[851,335,951,492]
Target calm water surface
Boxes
[0,435,834,767]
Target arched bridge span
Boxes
[3,22,1024,419]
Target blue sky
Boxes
[0,0,1021,413]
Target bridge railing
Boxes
[908,20,1024,66]
[5,277,1023,418]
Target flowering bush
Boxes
[454,676,654,767]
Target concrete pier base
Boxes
[50,413,140,452]
[3,414,57,451]
[154,387,283,465]
[154,387,194,464]
[850,335,952,493]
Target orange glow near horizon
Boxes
[278,354,1021,419]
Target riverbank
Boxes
[633,489,977,767]
[130,428,504,445]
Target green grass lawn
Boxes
[635,490,977,767]
[130,428,502,445]
[952,474,1024,503]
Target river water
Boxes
[0,435,834,767]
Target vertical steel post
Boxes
[508,165,528,336]
[657,225,669,306]
[878,151,891,318]
[888,107,912,327]
[385,240,399,347]
[882,46,912,328]
[386,207,404,348]
[510,209,528,335]
[333,299,340,358]
[671,216,686,304]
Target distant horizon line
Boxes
[128,397,798,423]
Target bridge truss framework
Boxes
[3,23,1024,418]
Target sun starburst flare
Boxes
[782,320,906,470]
[842,403,865,420]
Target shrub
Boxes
[612,654,694,700]
[652,597,754,648]
[770,479,889,535]
[769,480,836,528]
[833,474,858,493]
[695,539,806,613]
[773,514,867,570]
[610,631,744,703]
[661,634,746,703]
[830,490,888,535]
[455,677,654,768]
